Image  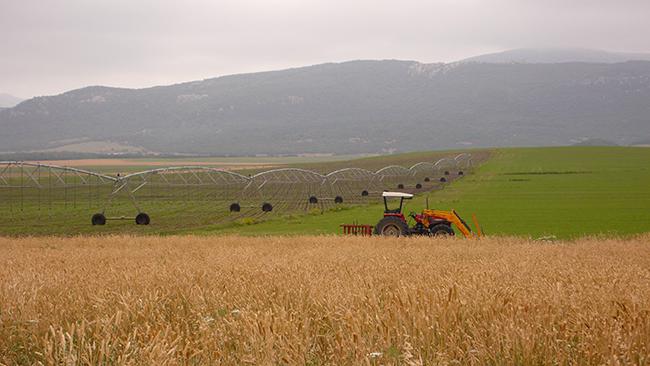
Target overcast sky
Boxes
[2,0,649,98]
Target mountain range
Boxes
[2,49,650,156]
[460,48,650,64]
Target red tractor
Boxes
[374,192,479,237]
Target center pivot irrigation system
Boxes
[0,153,472,227]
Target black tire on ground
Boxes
[309,196,318,204]
[229,203,241,212]
[458,171,464,176]
[91,213,106,226]
[430,224,455,236]
[361,190,369,197]
[135,212,150,225]
[415,183,422,189]
[374,216,410,237]
[397,183,404,189]
[444,171,450,175]
[440,177,447,182]
[262,203,273,212]
[424,177,430,182]
[334,196,343,204]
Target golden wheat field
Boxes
[1,235,649,365]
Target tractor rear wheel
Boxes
[374,216,410,237]
[430,224,454,236]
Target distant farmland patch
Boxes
[502,170,592,175]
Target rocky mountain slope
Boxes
[2,56,649,155]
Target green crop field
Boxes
[208,146,650,238]
[434,146,650,238]
[1,146,649,238]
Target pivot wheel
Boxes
[430,224,454,236]
[91,213,106,226]
[374,216,410,237]
[135,212,150,225]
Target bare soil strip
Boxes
[25,159,278,169]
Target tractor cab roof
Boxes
[382,192,413,199]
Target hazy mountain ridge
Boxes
[0,93,24,108]
[2,57,650,155]
[460,48,650,64]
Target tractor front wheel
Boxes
[430,224,455,236]
[374,216,410,237]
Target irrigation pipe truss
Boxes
[0,153,472,225]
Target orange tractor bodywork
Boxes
[373,192,481,238]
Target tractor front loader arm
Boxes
[450,209,476,238]
[424,209,478,238]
